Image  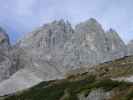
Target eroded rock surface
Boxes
[0,27,19,82]
[18,18,127,72]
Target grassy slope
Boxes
[93,56,133,78]
[2,56,133,100]
[3,75,133,100]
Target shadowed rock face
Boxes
[0,27,19,82]
[104,29,127,61]
[0,18,128,96]
[0,27,11,82]
[0,27,10,48]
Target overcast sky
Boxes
[0,0,133,43]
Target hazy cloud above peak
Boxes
[0,0,132,43]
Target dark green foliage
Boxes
[125,90,133,100]
[3,74,133,100]
[92,79,129,91]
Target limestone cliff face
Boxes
[17,20,74,79]
[0,18,128,96]
[18,18,127,73]
[0,27,19,82]
[63,18,107,70]
[12,18,128,82]
[62,19,127,71]
[104,29,127,61]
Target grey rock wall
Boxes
[0,27,19,82]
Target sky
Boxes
[0,0,133,43]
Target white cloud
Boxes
[14,0,36,16]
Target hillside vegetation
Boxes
[2,56,133,100]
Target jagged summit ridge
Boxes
[19,19,73,48]
[18,18,127,73]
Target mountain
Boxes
[0,27,10,48]
[18,18,127,71]
[0,18,128,96]
[62,19,127,69]
[2,56,133,100]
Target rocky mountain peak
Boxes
[50,19,74,34]
[104,28,127,61]
[86,18,101,27]
[108,28,115,32]
[19,20,73,49]
[106,28,122,40]
[74,18,107,55]
[42,19,73,32]
[52,19,66,26]
[18,19,127,71]
[106,28,126,49]
[75,18,104,34]
[0,27,10,48]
